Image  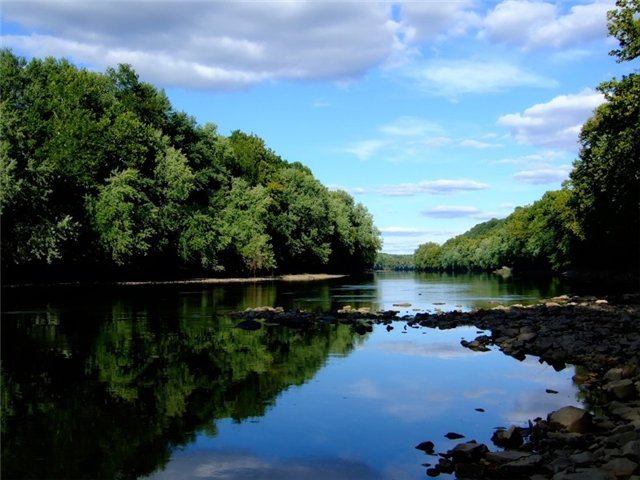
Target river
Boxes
[1,272,585,479]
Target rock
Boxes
[604,368,625,382]
[553,468,613,480]
[455,462,485,478]
[605,429,637,447]
[602,457,638,477]
[235,319,262,331]
[484,450,530,464]
[491,426,524,449]
[517,332,537,342]
[445,432,465,440]
[548,406,593,433]
[415,440,435,454]
[570,451,595,465]
[450,441,488,462]
[460,339,490,352]
[500,454,543,475]
[623,440,640,461]
[604,379,637,400]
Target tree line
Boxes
[415,0,639,275]
[0,50,381,280]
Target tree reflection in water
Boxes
[1,286,363,480]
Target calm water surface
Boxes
[2,273,583,479]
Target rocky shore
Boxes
[232,294,640,479]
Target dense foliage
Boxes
[374,253,415,271]
[415,0,639,274]
[0,50,381,279]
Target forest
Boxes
[0,50,381,281]
[414,1,639,275]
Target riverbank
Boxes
[2,273,347,289]
[233,294,640,479]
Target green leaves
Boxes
[1,50,381,278]
[608,0,640,62]
[90,169,158,265]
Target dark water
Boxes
[1,272,583,479]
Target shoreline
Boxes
[1,273,348,289]
[233,295,640,479]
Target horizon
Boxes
[1,0,628,254]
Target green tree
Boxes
[90,168,159,265]
[569,74,640,268]
[414,242,441,271]
[268,167,334,271]
[328,190,381,271]
[217,178,276,275]
[608,0,640,62]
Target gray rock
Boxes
[454,462,485,478]
[570,451,596,465]
[500,454,543,475]
[553,468,613,480]
[605,379,637,401]
[491,425,523,449]
[604,368,624,382]
[623,440,640,461]
[450,441,488,463]
[602,457,638,477]
[548,406,593,433]
[484,450,530,464]
[606,430,638,447]
[517,331,537,342]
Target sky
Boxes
[0,0,629,254]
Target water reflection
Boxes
[2,273,578,479]
[1,292,362,479]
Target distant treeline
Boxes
[374,253,415,271]
[415,3,639,275]
[0,50,381,280]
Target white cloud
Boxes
[498,89,606,150]
[514,165,572,184]
[408,59,557,97]
[422,205,482,218]
[482,0,614,50]
[344,139,388,160]
[398,0,481,42]
[459,139,503,149]
[2,1,399,90]
[379,116,443,137]
[380,179,489,196]
[493,150,568,165]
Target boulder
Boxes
[604,379,637,401]
[548,406,593,433]
[491,425,524,449]
[552,469,613,480]
[415,440,435,454]
[602,457,638,477]
[450,441,488,463]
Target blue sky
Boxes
[1,0,628,253]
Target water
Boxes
[1,272,582,479]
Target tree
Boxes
[89,168,159,266]
[608,0,640,62]
[217,179,276,275]
[328,190,381,272]
[268,167,334,271]
[569,74,640,268]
